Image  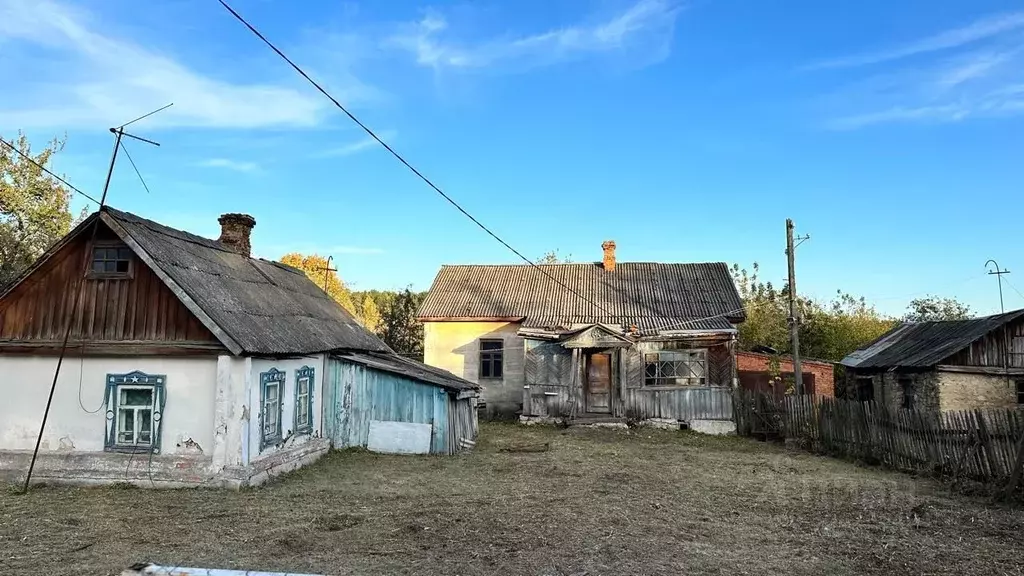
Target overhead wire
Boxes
[215,0,624,321]
[0,137,100,204]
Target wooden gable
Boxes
[560,325,634,349]
[0,222,224,355]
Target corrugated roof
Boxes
[840,309,1024,369]
[335,351,479,392]
[417,262,744,335]
[103,207,390,355]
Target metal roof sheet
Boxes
[104,207,390,355]
[335,351,479,392]
[417,262,744,334]
[840,309,1024,369]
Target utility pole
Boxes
[786,219,810,395]
[985,259,1010,314]
[316,255,338,294]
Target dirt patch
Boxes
[1,423,1022,575]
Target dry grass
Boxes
[2,423,1023,576]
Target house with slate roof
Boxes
[418,241,746,430]
[0,207,477,487]
[840,310,1024,415]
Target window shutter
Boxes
[104,377,117,450]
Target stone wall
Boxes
[937,371,1019,411]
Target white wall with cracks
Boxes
[0,354,329,488]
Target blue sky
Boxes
[3,0,1024,316]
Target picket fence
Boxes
[733,390,1024,488]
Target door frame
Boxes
[584,351,614,414]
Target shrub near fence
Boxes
[734,389,1024,490]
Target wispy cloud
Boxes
[808,11,1024,70]
[317,130,397,158]
[387,0,681,71]
[811,12,1024,129]
[198,158,260,172]
[0,0,377,130]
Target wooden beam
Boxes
[0,339,226,356]
[936,365,1024,376]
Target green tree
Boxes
[378,288,426,358]
[360,294,382,332]
[904,296,973,322]
[537,249,572,264]
[730,262,896,363]
[280,252,358,317]
[1,132,81,288]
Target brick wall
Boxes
[736,352,835,397]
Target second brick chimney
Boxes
[601,240,616,272]
[218,213,256,257]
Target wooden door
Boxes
[586,353,612,413]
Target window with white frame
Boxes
[104,371,165,453]
[260,368,285,451]
[294,366,314,435]
[644,350,706,387]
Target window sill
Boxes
[479,377,504,381]
[641,384,721,391]
[86,272,133,280]
[105,445,158,454]
[294,426,313,436]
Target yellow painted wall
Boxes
[422,321,524,418]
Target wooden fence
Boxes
[734,389,1024,488]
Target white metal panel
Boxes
[366,420,432,454]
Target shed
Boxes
[325,352,478,455]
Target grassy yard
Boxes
[2,423,1023,576]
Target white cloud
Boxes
[0,0,377,130]
[387,0,681,71]
[808,11,1024,70]
[198,158,260,172]
[317,130,396,157]
[812,11,1024,129]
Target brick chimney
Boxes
[218,213,256,256]
[601,240,616,272]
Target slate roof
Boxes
[840,309,1024,369]
[417,262,744,335]
[335,351,479,392]
[100,207,390,356]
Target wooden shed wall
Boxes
[325,358,475,455]
[943,318,1024,369]
[0,225,219,350]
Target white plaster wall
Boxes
[247,354,327,463]
[0,356,218,455]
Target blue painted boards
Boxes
[325,358,450,454]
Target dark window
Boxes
[90,244,132,276]
[856,377,874,402]
[900,378,915,410]
[480,340,503,379]
[644,350,707,387]
[1017,380,1024,405]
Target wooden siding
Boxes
[522,336,736,421]
[325,358,476,455]
[943,318,1024,369]
[0,226,219,349]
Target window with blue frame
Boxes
[104,371,166,453]
[294,366,315,435]
[260,368,285,451]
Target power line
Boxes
[118,140,151,194]
[215,0,622,321]
[0,137,100,204]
